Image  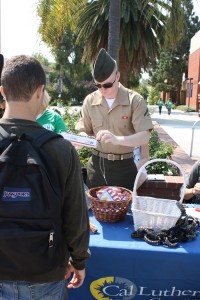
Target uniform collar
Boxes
[91,83,130,108]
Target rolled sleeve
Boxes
[75,99,94,135]
[131,93,153,133]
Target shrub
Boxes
[63,107,92,167]
[77,147,92,167]
[148,131,178,175]
[63,108,79,133]
[176,105,195,112]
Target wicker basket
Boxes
[132,159,187,231]
[87,186,132,222]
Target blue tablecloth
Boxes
[68,209,200,300]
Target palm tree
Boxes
[37,0,186,86]
[77,0,167,85]
[37,0,87,54]
[108,0,121,63]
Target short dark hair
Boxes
[1,55,46,102]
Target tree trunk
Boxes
[176,83,181,105]
[119,48,128,87]
[108,0,121,64]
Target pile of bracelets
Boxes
[131,202,200,248]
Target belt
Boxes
[92,149,133,161]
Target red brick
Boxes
[138,176,183,200]
[187,49,200,110]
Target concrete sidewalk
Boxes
[150,105,200,160]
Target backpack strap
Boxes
[0,125,63,148]
[0,126,17,141]
[32,130,63,148]
[0,127,18,152]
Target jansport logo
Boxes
[90,277,137,300]
[2,187,31,201]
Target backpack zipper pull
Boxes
[49,232,54,248]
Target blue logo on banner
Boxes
[90,277,137,299]
[2,188,31,202]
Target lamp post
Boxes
[186,77,193,111]
[198,81,200,117]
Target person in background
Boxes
[75,48,153,191]
[166,98,172,115]
[133,144,149,189]
[0,55,90,299]
[36,90,68,135]
[157,98,163,115]
[184,160,200,204]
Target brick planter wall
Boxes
[136,124,195,201]
[137,176,184,200]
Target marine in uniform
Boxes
[76,48,153,190]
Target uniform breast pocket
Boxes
[119,119,132,129]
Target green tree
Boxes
[37,0,188,88]
[76,0,189,86]
[149,51,183,103]
[37,0,93,105]
[149,0,200,104]
[148,86,160,105]
[37,0,87,53]
[135,83,149,102]
[77,0,166,86]
[33,53,51,67]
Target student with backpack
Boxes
[0,55,90,299]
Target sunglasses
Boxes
[94,75,117,89]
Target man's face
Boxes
[95,71,120,99]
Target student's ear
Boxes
[36,85,45,99]
[0,86,5,98]
[116,71,120,82]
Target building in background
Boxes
[186,30,200,112]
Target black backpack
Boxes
[0,126,64,277]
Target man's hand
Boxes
[96,130,118,145]
[193,183,200,195]
[65,261,86,289]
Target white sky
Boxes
[1,0,55,61]
[0,0,200,63]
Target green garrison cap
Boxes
[93,48,116,82]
